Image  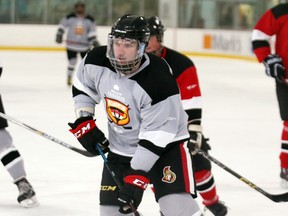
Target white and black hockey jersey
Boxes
[58,12,97,52]
[72,46,189,169]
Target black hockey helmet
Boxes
[147,16,165,43]
[106,14,150,74]
[110,14,150,44]
[74,1,85,8]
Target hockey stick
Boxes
[192,143,288,202]
[0,112,95,157]
[64,40,91,46]
[0,111,141,212]
[96,145,141,216]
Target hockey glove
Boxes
[68,116,109,155]
[56,29,64,44]
[117,169,150,214]
[88,36,100,48]
[92,40,100,48]
[263,54,286,83]
[188,124,203,155]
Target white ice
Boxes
[0,51,287,215]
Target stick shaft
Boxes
[0,112,95,157]
[96,145,141,215]
[193,145,288,202]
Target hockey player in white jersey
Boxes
[0,62,38,208]
[55,1,99,86]
[68,14,203,216]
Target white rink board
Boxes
[0,24,255,58]
[0,51,287,215]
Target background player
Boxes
[55,1,99,86]
[146,16,228,216]
[0,61,38,208]
[251,3,288,187]
[68,14,203,216]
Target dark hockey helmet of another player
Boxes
[147,16,165,43]
[106,14,150,74]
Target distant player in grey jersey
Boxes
[0,61,38,208]
[55,1,99,86]
[68,14,203,216]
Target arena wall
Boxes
[0,24,256,61]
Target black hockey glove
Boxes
[117,169,150,214]
[92,40,100,48]
[263,54,286,83]
[56,29,64,44]
[88,36,100,48]
[188,124,203,155]
[68,116,109,155]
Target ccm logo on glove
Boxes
[71,120,95,138]
[124,175,149,190]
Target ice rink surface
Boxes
[0,50,287,215]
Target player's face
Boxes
[75,5,85,15]
[146,35,162,56]
[113,38,139,63]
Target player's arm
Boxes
[68,57,108,155]
[251,6,286,83]
[55,14,70,44]
[176,65,203,149]
[55,18,66,44]
[86,15,100,48]
[251,8,276,62]
[176,65,202,123]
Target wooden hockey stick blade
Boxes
[191,142,288,202]
[0,112,95,157]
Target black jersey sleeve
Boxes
[0,95,8,128]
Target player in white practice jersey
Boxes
[68,14,203,216]
[0,61,38,208]
[55,1,99,86]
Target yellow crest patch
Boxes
[105,97,130,126]
[74,25,85,35]
[162,166,176,183]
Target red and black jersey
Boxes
[252,3,288,77]
[161,47,202,124]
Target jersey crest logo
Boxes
[162,166,176,183]
[74,24,84,35]
[105,97,130,126]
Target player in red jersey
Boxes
[146,16,228,216]
[252,3,288,187]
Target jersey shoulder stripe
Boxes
[84,46,115,72]
[163,47,195,79]
[66,12,77,19]
[0,95,8,128]
[72,85,89,98]
[252,40,270,49]
[130,54,179,105]
[271,3,288,19]
[85,15,95,22]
